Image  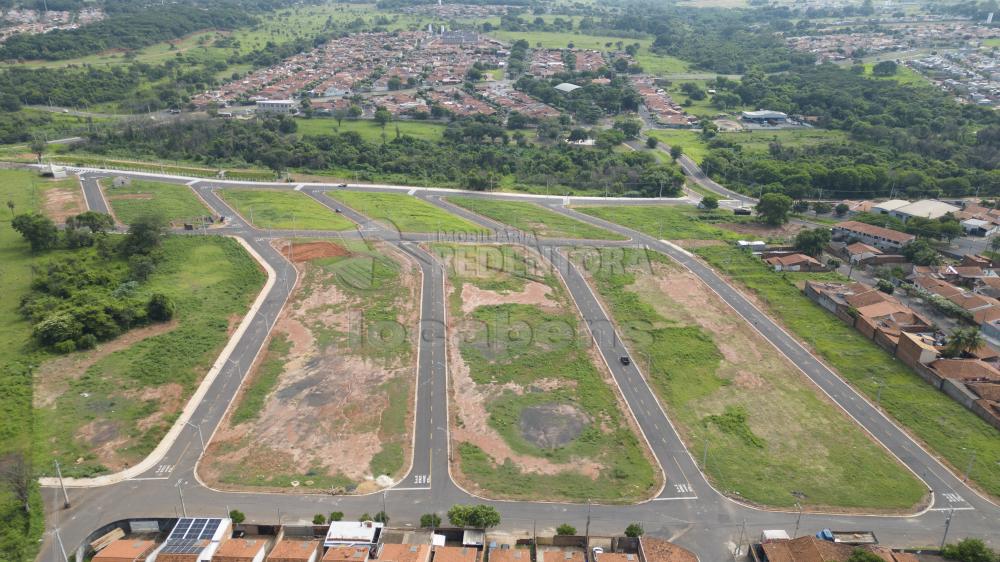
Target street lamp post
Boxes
[185,421,205,450]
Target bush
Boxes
[54,339,77,354]
[556,524,577,536]
[447,504,501,528]
[420,513,441,528]
[313,514,326,525]
[329,511,344,522]
[229,509,246,524]
[77,333,98,350]
[147,293,176,322]
[624,523,643,538]
[941,538,997,562]
[373,511,389,524]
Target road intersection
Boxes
[38,169,998,562]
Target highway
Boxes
[36,168,999,562]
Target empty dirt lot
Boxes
[201,240,420,493]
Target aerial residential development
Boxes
[0,1,999,562]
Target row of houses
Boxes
[804,278,1000,431]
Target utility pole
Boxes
[54,460,70,509]
[940,509,954,550]
[585,499,592,558]
[54,528,68,562]
[177,482,188,517]
[734,519,746,559]
[382,490,388,521]
[793,502,803,538]
[185,421,205,450]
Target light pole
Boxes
[940,508,954,550]
[793,502,803,538]
[176,480,188,517]
[53,460,70,509]
[185,421,205,450]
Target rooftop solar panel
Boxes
[188,519,207,539]
[201,520,220,539]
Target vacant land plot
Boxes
[695,244,1000,500]
[447,197,625,240]
[296,118,446,142]
[432,243,657,503]
[645,130,710,164]
[220,188,356,230]
[633,49,692,75]
[103,179,211,225]
[39,176,85,223]
[488,30,653,51]
[576,247,924,509]
[575,205,742,242]
[725,128,848,153]
[863,63,929,87]
[202,240,418,492]
[32,236,265,476]
[327,191,485,233]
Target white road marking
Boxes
[943,492,965,503]
[294,184,305,191]
[674,483,694,494]
[413,474,429,485]
[652,496,698,501]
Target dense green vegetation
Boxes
[76,115,679,196]
[219,189,356,230]
[447,197,625,239]
[328,191,484,233]
[700,65,1000,199]
[582,247,924,508]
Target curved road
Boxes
[39,168,999,562]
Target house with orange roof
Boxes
[378,544,431,562]
[268,539,320,562]
[214,538,269,562]
[93,539,157,562]
[432,546,479,562]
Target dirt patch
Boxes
[201,242,419,491]
[34,320,180,409]
[460,281,556,315]
[283,241,352,263]
[718,221,806,239]
[520,403,589,448]
[42,184,86,223]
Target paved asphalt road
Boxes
[37,169,999,562]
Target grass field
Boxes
[103,179,211,225]
[725,128,848,153]
[984,38,1000,48]
[33,236,265,476]
[0,170,51,561]
[570,202,1000,499]
[580,248,924,509]
[575,205,741,241]
[633,48,692,75]
[488,30,653,51]
[447,197,626,240]
[863,63,930,87]
[296,118,446,142]
[327,191,485,233]
[645,130,710,163]
[436,244,657,502]
[219,189,356,230]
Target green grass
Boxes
[231,334,290,424]
[691,244,1000,499]
[296,118,446,142]
[575,205,741,241]
[0,169,51,562]
[488,30,652,51]
[645,130,710,164]
[103,179,211,225]
[447,197,626,240]
[983,38,1000,48]
[633,48,692,75]
[725,128,848,153]
[863,63,930,87]
[33,236,265,477]
[46,153,276,181]
[439,244,657,503]
[581,247,924,509]
[219,189,356,230]
[327,191,485,233]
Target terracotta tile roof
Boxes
[432,547,478,562]
[968,382,1000,401]
[486,549,529,562]
[930,358,1000,381]
[536,549,584,562]
[93,540,156,562]
[947,292,994,311]
[765,253,821,267]
[325,547,371,562]
[639,538,697,562]
[845,242,882,256]
[269,539,320,562]
[379,544,431,562]
[834,221,915,245]
[844,289,893,308]
[215,539,267,562]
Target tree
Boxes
[624,523,644,538]
[373,511,389,524]
[612,118,642,140]
[556,524,577,536]
[147,293,176,321]
[872,60,898,77]
[420,513,441,528]
[374,108,392,129]
[944,328,984,359]
[334,107,348,128]
[11,213,59,252]
[835,203,850,217]
[700,195,719,210]
[329,511,344,522]
[447,504,501,528]
[645,137,658,149]
[941,538,997,562]
[793,200,810,213]
[313,514,327,524]
[902,238,941,266]
[793,228,831,257]
[30,138,46,161]
[121,213,167,256]
[387,76,403,90]
[6,199,13,218]
[568,128,590,142]
[669,145,683,160]
[229,510,246,524]
[66,211,113,232]
[812,201,832,215]
[756,193,793,226]
[348,104,363,119]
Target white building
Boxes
[324,521,384,548]
[872,199,910,215]
[256,99,297,115]
[890,200,960,222]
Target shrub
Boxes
[624,523,644,538]
[147,293,176,322]
[77,333,98,350]
[556,524,577,536]
[229,509,246,524]
[941,538,997,562]
[420,513,441,528]
[329,511,344,522]
[373,511,389,524]
[54,339,77,354]
[313,514,326,525]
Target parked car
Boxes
[619,356,631,366]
